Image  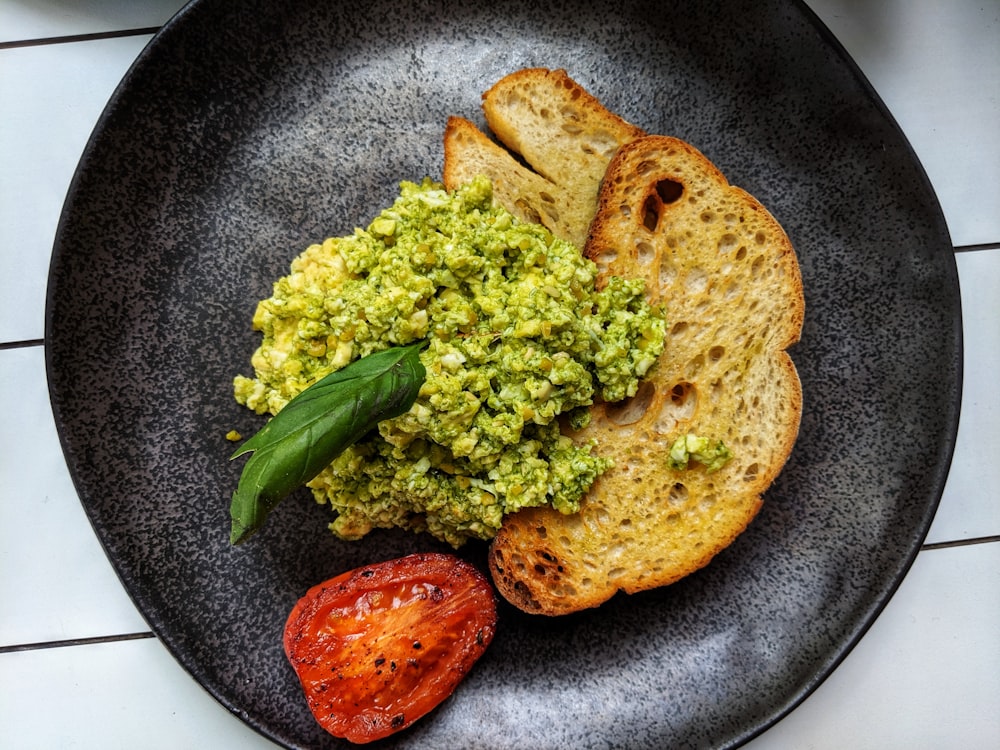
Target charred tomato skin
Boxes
[283,552,497,744]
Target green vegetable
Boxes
[229,342,426,544]
[667,433,733,474]
[233,177,666,546]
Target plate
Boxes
[45,1,961,747]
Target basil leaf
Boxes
[229,342,426,545]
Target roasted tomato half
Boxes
[283,552,497,744]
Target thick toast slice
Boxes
[443,68,644,247]
[489,136,805,614]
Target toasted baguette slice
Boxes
[489,135,805,615]
[443,68,644,247]
[443,116,583,243]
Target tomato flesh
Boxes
[284,552,497,743]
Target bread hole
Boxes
[708,345,725,361]
[635,240,655,266]
[724,213,738,227]
[718,233,739,254]
[540,203,560,222]
[668,482,689,506]
[592,247,618,274]
[642,194,660,232]
[743,462,760,482]
[641,179,685,232]
[667,381,697,419]
[754,230,768,245]
[710,378,723,398]
[604,379,656,425]
[688,353,705,375]
[659,256,677,287]
[700,211,716,223]
[551,582,578,597]
[636,160,656,175]
[538,191,555,204]
[561,122,582,135]
[671,321,688,336]
[608,567,627,580]
[514,199,542,225]
[559,105,580,121]
[735,246,747,261]
[508,552,526,573]
[656,178,684,204]
[535,525,547,540]
[511,581,538,607]
[750,255,765,277]
[537,549,561,567]
[655,382,698,435]
[618,202,631,219]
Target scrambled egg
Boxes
[234,176,665,546]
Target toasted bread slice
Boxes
[443,68,645,247]
[443,116,583,243]
[489,135,805,615]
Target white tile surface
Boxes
[0,347,148,647]
[927,249,1000,544]
[745,541,1000,749]
[805,0,1000,247]
[0,0,185,43]
[0,36,153,343]
[0,637,280,750]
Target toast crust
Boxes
[443,68,644,247]
[488,136,804,615]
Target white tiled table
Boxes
[2,1,997,748]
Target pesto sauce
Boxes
[234,176,666,546]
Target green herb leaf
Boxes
[229,342,426,545]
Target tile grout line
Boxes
[955,242,1000,253]
[0,27,161,50]
[0,631,156,655]
[921,534,1000,551]
[2,537,995,654]
[0,339,44,350]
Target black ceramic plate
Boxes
[46,1,961,748]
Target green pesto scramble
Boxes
[667,433,733,474]
[233,176,666,547]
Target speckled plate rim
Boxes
[736,5,962,741]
